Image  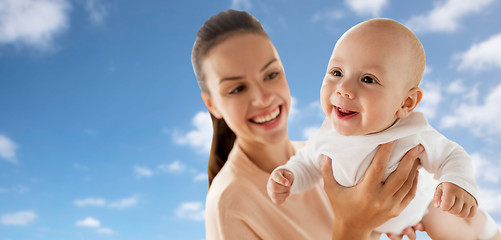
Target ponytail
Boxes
[207,114,236,186]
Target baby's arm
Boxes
[420,129,479,218]
[433,182,477,218]
[267,168,294,204]
[267,136,324,204]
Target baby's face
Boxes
[320,25,416,136]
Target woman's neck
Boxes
[237,137,295,173]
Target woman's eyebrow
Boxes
[220,58,278,83]
[220,76,244,83]
[260,58,277,72]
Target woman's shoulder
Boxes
[207,166,253,204]
[291,140,306,150]
[206,168,258,223]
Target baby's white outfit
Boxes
[279,112,478,234]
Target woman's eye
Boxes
[229,85,245,94]
[361,76,376,84]
[332,70,342,77]
[265,72,279,80]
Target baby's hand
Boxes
[433,182,477,218]
[267,168,294,205]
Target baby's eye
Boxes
[265,72,279,80]
[331,70,343,77]
[361,76,376,84]
[229,85,246,94]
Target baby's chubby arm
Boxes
[433,182,477,218]
[267,168,295,205]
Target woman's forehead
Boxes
[203,34,280,76]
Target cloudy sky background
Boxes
[1,0,500,239]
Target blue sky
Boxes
[1,0,501,239]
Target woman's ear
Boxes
[201,92,222,119]
[397,87,423,119]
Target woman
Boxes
[191,9,424,239]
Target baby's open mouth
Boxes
[335,106,358,118]
[250,106,281,124]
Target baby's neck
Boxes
[344,117,402,137]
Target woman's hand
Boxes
[386,223,426,240]
[323,141,424,240]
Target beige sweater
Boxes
[205,142,334,240]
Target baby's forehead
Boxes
[331,19,425,87]
[346,20,418,47]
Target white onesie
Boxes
[278,112,478,234]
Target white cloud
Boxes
[288,96,299,121]
[230,0,251,11]
[1,211,37,226]
[175,201,205,221]
[173,111,212,154]
[76,217,100,227]
[74,197,106,207]
[344,0,388,17]
[423,65,432,76]
[0,0,70,50]
[406,0,494,33]
[478,188,501,213]
[82,0,107,24]
[446,79,466,94]
[134,166,153,178]
[415,81,442,119]
[471,153,501,184]
[312,9,344,22]
[74,196,138,209]
[76,217,115,235]
[457,33,501,70]
[0,134,18,164]
[96,227,115,235]
[108,195,138,209]
[302,126,320,140]
[441,83,501,136]
[193,173,207,182]
[158,160,186,174]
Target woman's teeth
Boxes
[252,107,280,124]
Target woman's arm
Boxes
[322,141,424,240]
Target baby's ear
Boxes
[201,92,222,119]
[397,87,423,119]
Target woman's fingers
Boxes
[386,233,403,240]
[321,157,340,191]
[382,144,423,196]
[364,141,396,187]
[403,227,417,240]
[399,171,418,211]
[412,222,425,232]
[392,158,419,202]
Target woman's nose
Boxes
[252,85,273,106]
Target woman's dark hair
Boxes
[191,10,268,187]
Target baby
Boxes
[267,19,500,239]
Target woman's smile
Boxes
[249,105,283,129]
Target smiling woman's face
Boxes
[201,33,291,145]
